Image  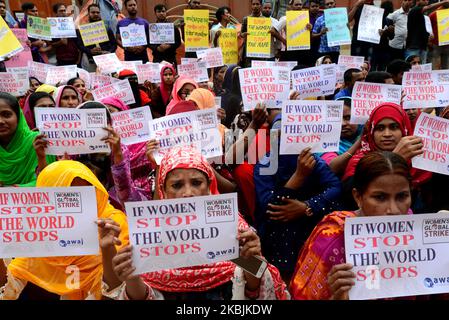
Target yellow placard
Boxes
[79,21,109,46]
[286,10,310,50]
[219,28,238,65]
[184,9,209,52]
[437,8,449,46]
[247,17,271,58]
[0,16,23,60]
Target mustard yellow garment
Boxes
[7,160,129,300]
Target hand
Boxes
[237,227,261,258]
[305,23,312,31]
[102,126,122,164]
[267,198,307,222]
[249,103,268,130]
[387,25,394,33]
[216,30,222,38]
[328,263,355,300]
[392,136,424,161]
[157,44,170,52]
[96,218,122,250]
[145,139,159,165]
[217,107,226,121]
[378,29,385,36]
[33,134,48,160]
[240,32,248,39]
[83,91,94,101]
[112,245,140,282]
[289,91,300,100]
[296,147,316,177]
[268,27,277,35]
[91,47,102,55]
[321,27,328,35]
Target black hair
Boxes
[251,0,263,4]
[365,71,393,84]
[21,2,35,12]
[405,55,420,64]
[216,6,231,21]
[52,3,65,14]
[28,92,55,114]
[343,68,361,84]
[87,3,100,12]
[0,92,20,119]
[386,59,411,75]
[154,4,166,12]
[124,0,137,7]
[67,77,84,86]
[29,76,42,86]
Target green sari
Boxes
[0,109,55,187]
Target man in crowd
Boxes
[51,3,80,66]
[387,0,413,61]
[0,0,18,28]
[312,0,341,63]
[210,6,236,47]
[334,68,366,99]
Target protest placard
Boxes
[91,79,136,106]
[89,74,120,90]
[45,65,78,86]
[149,23,174,44]
[27,61,48,83]
[77,68,91,89]
[48,17,77,38]
[412,113,449,175]
[351,81,402,124]
[286,10,310,50]
[357,5,384,44]
[184,9,209,52]
[251,60,298,69]
[136,63,160,84]
[325,8,351,47]
[35,107,110,155]
[111,106,153,145]
[345,212,449,300]
[125,193,239,274]
[119,24,147,47]
[181,58,197,65]
[0,17,24,61]
[437,8,449,46]
[412,63,433,71]
[4,28,31,68]
[247,17,272,58]
[291,64,337,98]
[402,71,449,109]
[280,100,343,154]
[0,71,29,96]
[178,61,209,83]
[27,16,52,40]
[0,186,99,258]
[120,60,142,74]
[218,28,238,65]
[239,67,291,111]
[93,53,123,75]
[196,47,224,69]
[148,108,222,164]
[79,21,109,46]
[338,55,365,70]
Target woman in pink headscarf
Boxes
[165,75,198,115]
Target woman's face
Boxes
[410,56,421,66]
[163,168,210,199]
[373,118,403,151]
[323,57,333,64]
[341,105,358,139]
[0,100,18,145]
[216,66,228,84]
[353,174,411,216]
[361,62,369,73]
[72,79,86,95]
[406,108,418,122]
[105,104,120,114]
[178,83,196,100]
[59,88,80,108]
[30,78,41,92]
[35,97,55,108]
[163,68,175,86]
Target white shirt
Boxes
[387,7,408,50]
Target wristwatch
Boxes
[304,202,313,217]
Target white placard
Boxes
[91,80,136,106]
[291,64,337,98]
[0,71,29,96]
[92,53,123,75]
[402,71,449,109]
[28,61,49,83]
[280,100,343,154]
[125,193,239,274]
[35,107,110,155]
[48,17,77,38]
[338,55,365,70]
[345,212,449,300]
[111,106,153,145]
[119,24,147,47]
[178,61,209,83]
[196,47,224,68]
[412,63,433,72]
[77,68,91,89]
[357,5,384,44]
[136,63,161,84]
[89,74,121,90]
[119,60,142,74]
[45,65,78,86]
[251,60,298,69]
[149,23,175,44]
[0,186,99,258]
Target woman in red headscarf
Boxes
[101,146,290,300]
[150,64,177,118]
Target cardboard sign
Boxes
[111,106,153,145]
[184,9,209,52]
[27,16,52,40]
[4,28,32,68]
[148,109,223,164]
[92,53,123,75]
[351,81,402,124]
[91,79,136,106]
[357,5,384,44]
[119,24,147,47]
[0,17,24,61]
[125,193,239,274]
[247,17,271,58]
[218,28,238,65]
[280,100,343,154]
[338,55,365,70]
[45,65,78,86]
[120,60,142,74]
[178,61,209,83]
[402,71,449,109]
[412,113,449,175]
[35,108,110,155]
[345,212,449,300]
[251,60,298,69]
[325,8,351,47]
[0,71,29,96]
[196,47,224,68]
[48,17,77,38]
[412,63,433,71]
[149,23,174,44]
[286,10,310,50]
[136,63,160,84]
[437,8,449,46]
[79,21,109,46]
[89,74,121,90]
[0,186,99,258]
[28,61,49,83]
[291,64,337,98]
[239,67,291,111]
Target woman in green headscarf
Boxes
[0,92,55,187]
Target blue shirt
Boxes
[334,87,351,100]
[116,17,149,62]
[312,15,340,53]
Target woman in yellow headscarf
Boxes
[0,160,128,300]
